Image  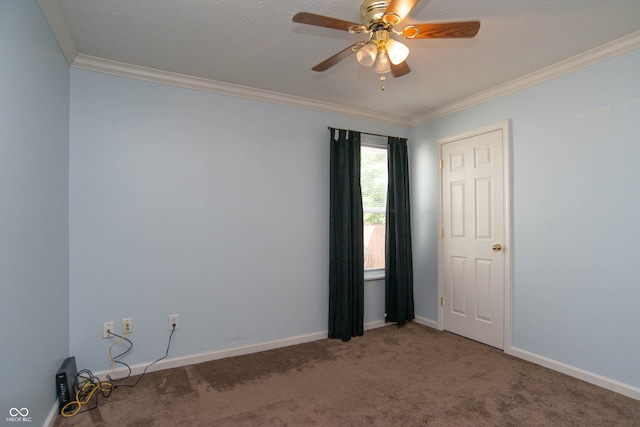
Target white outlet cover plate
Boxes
[103,321,114,339]
[168,314,179,330]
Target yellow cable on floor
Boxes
[61,329,127,417]
[60,380,113,417]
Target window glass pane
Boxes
[361,146,387,270]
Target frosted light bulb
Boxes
[356,43,378,67]
[386,38,409,65]
[373,50,391,74]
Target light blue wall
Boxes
[68,68,407,371]
[408,123,440,323]
[410,48,640,389]
[0,0,70,424]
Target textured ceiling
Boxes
[51,0,640,123]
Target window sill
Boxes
[365,269,385,281]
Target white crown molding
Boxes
[38,0,78,65]
[38,0,638,129]
[71,54,411,127]
[410,30,640,126]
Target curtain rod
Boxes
[327,126,403,140]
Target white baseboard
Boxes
[414,315,439,330]
[44,400,60,427]
[96,321,397,380]
[364,319,387,330]
[95,330,329,380]
[507,346,640,401]
[411,318,639,401]
[367,317,439,330]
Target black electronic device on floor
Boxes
[56,356,77,411]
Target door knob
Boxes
[492,244,502,251]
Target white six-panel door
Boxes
[439,122,509,349]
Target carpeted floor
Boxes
[54,322,640,426]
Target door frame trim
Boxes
[436,120,512,350]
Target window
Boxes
[361,144,387,276]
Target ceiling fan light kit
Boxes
[385,37,410,64]
[374,50,391,74]
[356,31,408,69]
[356,42,378,67]
[292,0,480,90]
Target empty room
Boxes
[2,1,639,425]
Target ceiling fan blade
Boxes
[311,44,359,72]
[293,12,360,32]
[390,61,410,77]
[411,21,480,39]
[384,0,421,24]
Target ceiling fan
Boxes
[293,0,480,88]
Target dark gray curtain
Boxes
[385,136,415,324]
[328,128,364,341]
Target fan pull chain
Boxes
[379,74,386,91]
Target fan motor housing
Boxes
[360,0,389,26]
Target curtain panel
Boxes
[385,136,415,324]
[328,128,364,341]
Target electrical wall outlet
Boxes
[168,314,180,330]
[122,317,133,334]
[103,321,115,339]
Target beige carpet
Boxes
[54,322,640,426]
